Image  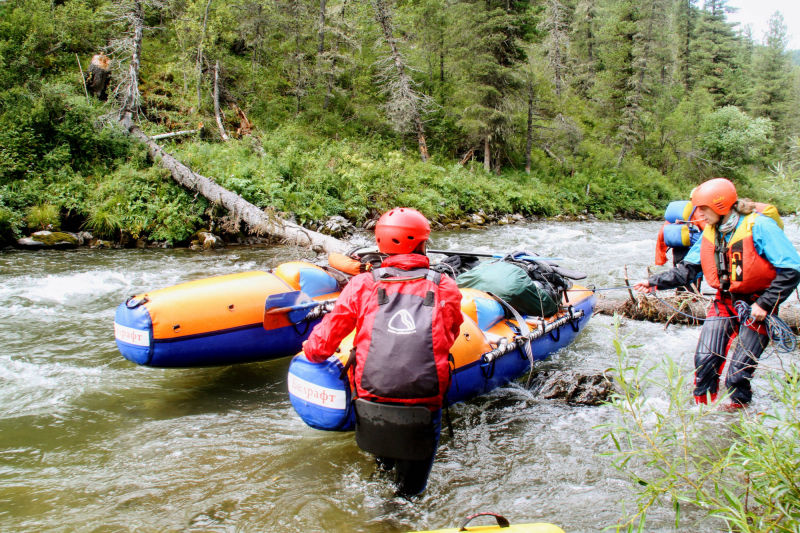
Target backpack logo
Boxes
[387,309,416,335]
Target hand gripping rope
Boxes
[733,299,797,354]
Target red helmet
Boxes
[690,178,738,215]
[375,208,430,254]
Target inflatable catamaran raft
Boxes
[114,261,341,367]
[288,275,593,431]
[113,251,594,414]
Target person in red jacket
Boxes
[303,207,463,496]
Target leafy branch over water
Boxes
[602,318,800,532]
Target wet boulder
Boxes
[90,239,113,249]
[74,231,93,245]
[17,231,79,250]
[470,212,486,225]
[191,231,224,250]
[318,215,356,239]
[529,370,617,405]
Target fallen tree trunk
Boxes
[150,129,200,141]
[127,125,349,254]
[595,292,800,333]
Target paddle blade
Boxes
[263,291,312,330]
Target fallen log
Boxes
[594,292,800,333]
[150,129,200,141]
[127,125,349,254]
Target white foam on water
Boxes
[0,355,110,418]
[8,270,130,307]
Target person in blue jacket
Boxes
[634,178,800,409]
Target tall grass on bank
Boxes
[170,124,678,227]
[603,319,800,532]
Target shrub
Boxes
[604,320,800,532]
[0,205,21,245]
[25,203,60,231]
[699,106,774,172]
[83,207,123,239]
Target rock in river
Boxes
[17,231,79,250]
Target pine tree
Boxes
[751,12,794,143]
[689,0,740,106]
[450,0,529,171]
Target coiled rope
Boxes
[733,299,797,354]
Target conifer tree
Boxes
[674,0,697,90]
[541,0,572,97]
[594,0,637,159]
[450,0,528,171]
[317,0,359,111]
[109,0,165,124]
[235,1,275,68]
[406,0,450,94]
[571,0,599,96]
[373,0,431,162]
[751,12,794,143]
[689,0,740,106]
[278,0,315,114]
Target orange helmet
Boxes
[690,178,737,216]
[375,208,430,254]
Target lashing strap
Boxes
[486,291,535,386]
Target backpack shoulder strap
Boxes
[372,267,434,282]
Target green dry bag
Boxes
[456,260,559,316]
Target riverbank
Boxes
[5,209,614,251]
[3,106,797,250]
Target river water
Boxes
[2,218,799,532]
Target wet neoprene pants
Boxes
[377,409,442,496]
[694,297,770,405]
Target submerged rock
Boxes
[529,370,617,405]
[17,231,79,249]
[90,239,113,249]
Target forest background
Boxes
[1,0,799,246]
